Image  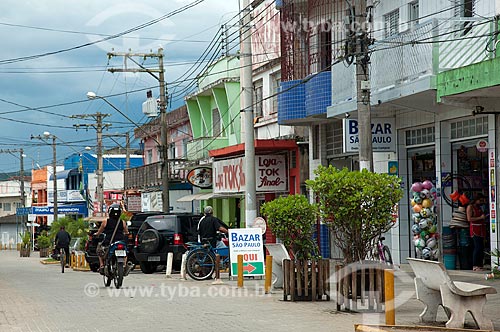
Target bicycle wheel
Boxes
[114,261,124,289]
[60,249,65,273]
[186,249,215,281]
[382,246,393,265]
[441,174,472,208]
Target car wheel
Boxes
[139,261,158,274]
[139,229,160,253]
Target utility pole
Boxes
[72,113,111,215]
[354,0,373,171]
[241,0,256,226]
[0,149,26,230]
[107,48,170,212]
[31,133,58,221]
[103,132,130,169]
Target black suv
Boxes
[127,212,168,264]
[134,214,201,274]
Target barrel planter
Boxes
[283,258,330,301]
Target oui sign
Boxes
[213,154,287,194]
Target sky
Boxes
[0,0,240,175]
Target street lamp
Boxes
[86,91,169,212]
[31,132,58,222]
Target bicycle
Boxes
[369,235,393,265]
[185,237,230,281]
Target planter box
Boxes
[283,259,330,301]
[20,248,30,257]
[335,260,388,312]
[39,248,50,258]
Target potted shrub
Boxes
[261,194,328,301]
[19,232,31,257]
[37,232,52,257]
[307,166,403,310]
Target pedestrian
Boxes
[467,193,488,271]
[55,226,71,267]
[197,206,228,248]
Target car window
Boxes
[145,216,179,231]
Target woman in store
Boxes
[466,193,488,271]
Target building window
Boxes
[406,126,435,146]
[319,23,332,71]
[147,149,153,164]
[384,9,400,38]
[409,1,419,27]
[450,116,488,140]
[271,71,281,114]
[254,80,263,117]
[313,125,320,160]
[3,203,11,212]
[455,0,474,17]
[182,138,188,158]
[212,108,222,137]
[168,143,176,159]
[0,203,3,209]
[326,120,344,157]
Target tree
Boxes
[307,166,403,264]
[260,194,318,260]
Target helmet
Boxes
[108,204,121,220]
[204,206,213,215]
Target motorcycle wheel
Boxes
[186,249,215,281]
[103,260,112,287]
[114,262,124,289]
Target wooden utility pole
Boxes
[107,48,170,212]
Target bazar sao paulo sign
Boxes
[343,118,396,152]
[228,228,265,276]
[213,154,287,194]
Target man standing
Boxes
[197,206,228,248]
[55,226,71,267]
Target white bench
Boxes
[407,257,496,330]
[265,243,291,289]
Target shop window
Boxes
[450,117,487,139]
[410,150,435,183]
[406,126,435,146]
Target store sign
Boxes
[476,139,488,153]
[186,167,213,188]
[213,154,288,194]
[343,118,396,152]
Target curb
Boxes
[40,259,59,265]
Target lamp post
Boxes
[31,132,58,222]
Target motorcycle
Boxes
[98,234,132,289]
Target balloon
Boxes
[422,198,433,208]
[411,182,423,193]
[411,224,421,235]
[426,237,437,249]
[422,247,432,259]
[422,180,433,190]
[411,199,416,207]
[420,230,429,239]
[420,208,433,218]
[429,225,437,234]
[413,204,422,213]
[419,219,429,230]
[414,196,423,204]
[414,238,425,249]
[420,189,430,199]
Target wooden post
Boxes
[265,255,272,294]
[237,254,244,288]
[384,269,395,325]
[289,259,295,301]
[283,259,290,301]
[311,260,317,301]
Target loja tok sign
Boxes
[213,154,287,194]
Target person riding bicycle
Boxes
[94,203,130,275]
[197,206,228,248]
[55,226,71,267]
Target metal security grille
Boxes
[450,116,488,140]
[384,9,400,38]
[406,126,435,146]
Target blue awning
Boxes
[49,168,79,180]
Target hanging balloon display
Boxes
[409,181,439,260]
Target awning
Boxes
[49,168,79,180]
[177,192,215,202]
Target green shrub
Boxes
[261,194,318,260]
[307,166,403,264]
[36,233,52,249]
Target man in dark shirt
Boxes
[197,206,228,247]
[55,226,71,266]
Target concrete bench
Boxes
[407,257,496,330]
[265,243,291,289]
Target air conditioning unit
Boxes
[142,97,159,117]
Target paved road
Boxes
[1,250,499,332]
